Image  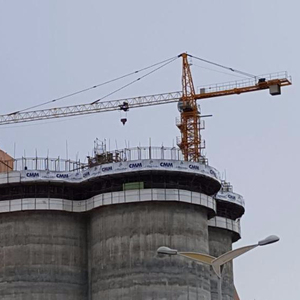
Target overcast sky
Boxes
[0,1,299,299]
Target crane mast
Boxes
[178,53,202,162]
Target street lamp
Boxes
[157,235,279,300]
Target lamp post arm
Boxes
[178,252,216,265]
[212,244,258,277]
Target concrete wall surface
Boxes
[89,202,212,300]
[0,201,237,300]
[208,227,234,300]
[0,211,88,300]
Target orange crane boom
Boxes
[177,53,292,161]
[0,53,292,162]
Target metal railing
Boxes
[197,71,291,94]
[113,146,184,161]
[0,146,211,173]
[0,157,86,172]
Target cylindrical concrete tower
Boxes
[89,200,214,299]
[209,182,245,300]
[0,147,244,300]
[0,211,88,300]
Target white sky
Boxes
[0,1,299,299]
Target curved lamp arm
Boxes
[156,235,279,279]
[178,252,215,265]
[211,244,258,278]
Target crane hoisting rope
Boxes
[8,55,179,115]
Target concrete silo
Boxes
[0,146,244,300]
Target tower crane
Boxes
[0,53,292,162]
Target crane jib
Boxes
[0,72,291,126]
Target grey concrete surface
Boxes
[0,195,239,299]
[89,202,212,300]
[0,211,88,299]
[208,228,234,300]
